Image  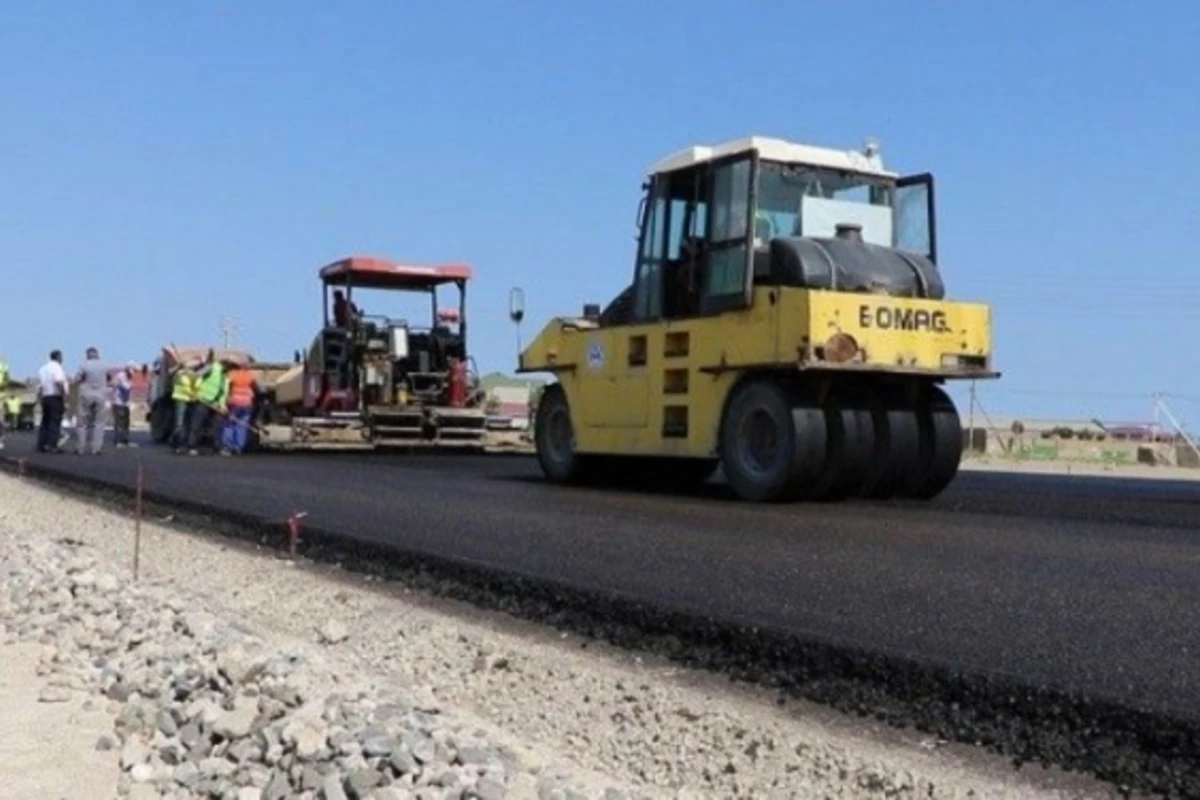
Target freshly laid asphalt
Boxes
[4,433,1199,725]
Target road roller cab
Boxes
[515,135,999,502]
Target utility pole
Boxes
[1153,392,1200,464]
[219,316,238,349]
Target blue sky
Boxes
[1,1,1198,426]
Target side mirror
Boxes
[509,286,526,362]
[582,303,601,321]
[293,350,301,364]
[509,287,525,324]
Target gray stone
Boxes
[158,709,179,737]
[362,736,395,757]
[411,738,437,766]
[370,789,411,800]
[199,756,236,779]
[470,777,506,800]
[389,748,417,776]
[173,760,201,788]
[95,734,116,751]
[321,774,349,800]
[106,681,132,702]
[433,769,462,789]
[317,619,349,645]
[121,739,152,769]
[229,738,264,764]
[344,767,383,799]
[159,741,184,766]
[263,770,291,800]
[456,746,493,767]
[300,766,325,791]
[214,704,259,741]
[129,762,156,783]
[293,724,327,761]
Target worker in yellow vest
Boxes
[3,394,19,428]
[170,360,202,454]
[0,392,17,450]
[187,351,227,455]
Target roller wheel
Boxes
[719,379,828,502]
[856,384,922,501]
[811,385,876,502]
[898,385,962,500]
[533,384,595,485]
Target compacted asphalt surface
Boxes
[4,433,1200,724]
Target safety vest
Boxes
[171,370,200,402]
[198,362,226,405]
[227,369,255,408]
[3,395,19,415]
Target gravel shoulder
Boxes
[0,641,121,799]
[0,473,1128,799]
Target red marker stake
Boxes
[287,511,308,558]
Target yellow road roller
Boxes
[513,136,998,502]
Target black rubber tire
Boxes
[856,384,922,501]
[533,384,594,485]
[719,379,828,503]
[812,386,876,502]
[149,400,172,444]
[898,385,962,500]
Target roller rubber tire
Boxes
[856,385,922,501]
[719,379,828,503]
[898,385,962,500]
[812,387,876,502]
[533,384,595,485]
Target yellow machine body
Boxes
[515,135,999,502]
[519,286,992,458]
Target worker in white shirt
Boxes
[36,349,70,453]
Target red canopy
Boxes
[319,256,472,290]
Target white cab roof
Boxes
[648,136,897,179]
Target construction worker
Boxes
[0,393,11,451]
[110,363,136,448]
[189,350,227,455]
[220,362,258,456]
[74,346,111,455]
[3,393,19,430]
[170,359,201,453]
[36,349,69,453]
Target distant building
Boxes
[478,372,543,429]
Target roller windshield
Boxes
[755,162,896,247]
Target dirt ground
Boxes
[961,457,1200,482]
[0,641,120,800]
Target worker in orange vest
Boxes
[220,363,259,456]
